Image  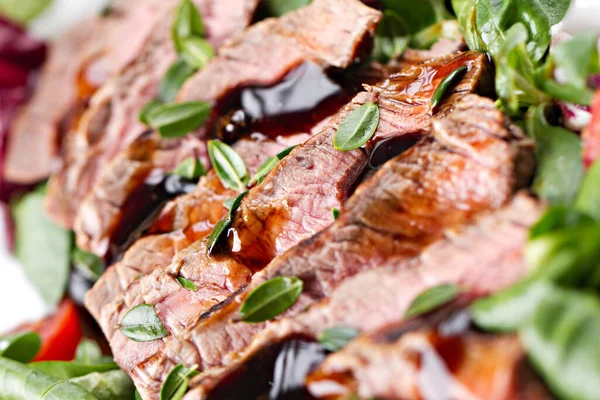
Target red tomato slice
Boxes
[583,89,600,168]
[32,299,82,361]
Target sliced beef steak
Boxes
[3,0,169,184]
[153,94,534,393]
[45,0,259,229]
[84,134,308,322]
[306,306,552,400]
[186,193,543,399]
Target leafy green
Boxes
[240,276,304,323]
[382,0,450,35]
[0,333,41,363]
[13,185,72,305]
[521,287,600,400]
[160,364,199,400]
[0,0,52,24]
[431,66,467,109]
[180,37,214,70]
[75,339,106,365]
[119,304,167,342]
[0,356,96,399]
[332,208,341,220]
[146,101,212,138]
[173,157,206,181]
[405,284,460,319]
[262,0,310,17]
[160,59,197,103]
[177,276,198,291]
[206,191,248,255]
[172,0,205,53]
[139,100,163,126]
[249,145,297,185]
[207,140,249,192]
[333,102,380,151]
[529,206,594,239]
[318,327,359,352]
[29,361,117,380]
[372,10,409,63]
[70,370,135,400]
[71,248,104,282]
[527,105,583,206]
[575,158,600,222]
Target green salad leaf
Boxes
[71,248,104,282]
[70,370,135,400]
[527,105,583,206]
[0,0,52,24]
[13,185,72,305]
[262,0,310,17]
[75,339,107,365]
[29,361,118,380]
[575,158,600,222]
[0,333,41,363]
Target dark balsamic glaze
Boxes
[367,134,423,169]
[108,173,196,263]
[207,338,327,400]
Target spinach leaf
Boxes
[160,364,199,400]
[372,10,410,63]
[119,304,167,342]
[207,140,249,192]
[70,370,135,400]
[318,327,359,352]
[576,158,600,222]
[382,0,450,35]
[529,206,595,239]
[0,332,40,363]
[521,287,600,400]
[527,104,583,205]
[240,276,303,323]
[75,339,106,365]
[451,0,484,52]
[13,185,72,305]
[0,357,96,399]
[29,361,117,380]
[405,284,460,319]
[333,102,380,151]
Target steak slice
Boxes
[84,134,309,322]
[186,193,544,399]
[93,53,489,398]
[153,94,535,393]
[306,306,553,400]
[2,0,169,184]
[45,0,259,229]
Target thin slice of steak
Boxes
[306,305,553,400]
[186,192,544,399]
[84,134,309,322]
[3,0,169,184]
[45,0,259,229]
[154,94,534,394]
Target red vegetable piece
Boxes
[33,299,82,361]
[583,89,600,168]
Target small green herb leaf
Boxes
[139,99,163,126]
[13,184,71,305]
[249,145,297,186]
[431,66,467,110]
[172,0,206,52]
[332,208,341,220]
[146,101,212,138]
[318,326,359,352]
[180,37,214,70]
[75,339,105,365]
[160,364,199,400]
[207,191,247,255]
[223,198,235,211]
[405,284,460,319]
[240,276,303,323]
[119,304,167,342]
[160,59,197,103]
[71,248,105,282]
[0,332,41,363]
[207,140,249,192]
[206,219,231,255]
[333,102,380,151]
[173,157,206,181]
[177,276,198,291]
